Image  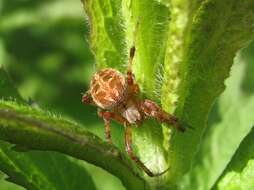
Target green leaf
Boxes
[167,0,254,185]
[161,0,188,113]
[82,0,172,188]
[212,41,254,190]
[2,0,254,189]
[0,67,97,190]
[0,66,145,189]
[122,0,171,97]
[0,4,147,189]
[0,141,96,190]
[81,0,254,188]
[82,0,127,71]
[122,1,173,188]
[179,58,254,189]
[0,100,149,190]
[214,128,254,190]
[0,176,25,190]
[83,0,171,96]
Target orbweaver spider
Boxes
[82,33,185,177]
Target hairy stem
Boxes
[0,101,149,190]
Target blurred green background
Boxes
[0,0,126,189]
[0,0,253,190]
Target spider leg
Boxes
[127,22,139,94]
[82,91,95,105]
[98,111,112,143]
[127,46,139,94]
[98,111,130,143]
[98,110,169,176]
[125,125,169,177]
[140,99,185,132]
[127,46,136,73]
[127,20,139,72]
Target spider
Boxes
[82,38,185,177]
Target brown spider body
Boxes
[90,68,127,109]
[82,41,185,177]
[90,68,143,124]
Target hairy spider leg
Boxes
[127,20,139,71]
[127,48,139,94]
[140,99,185,132]
[98,111,112,143]
[98,111,129,143]
[125,126,170,177]
[98,110,168,177]
[127,22,139,94]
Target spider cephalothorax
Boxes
[82,46,185,177]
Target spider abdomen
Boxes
[90,68,127,109]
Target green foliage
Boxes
[180,59,254,190]
[82,0,254,189]
[83,0,127,71]
[0,0,254,190]
[211,44,254,190]
[0,100,149,190]
[123,0,171,96]
[215,128,254,190]
[0,141,96,190]
[0,176,25,190]
[170,0,254,184]
[0,67,96,190]
[83,1,173,189]
[0,1,133,189]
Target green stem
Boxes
[0,101,150,190]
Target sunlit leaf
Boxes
[214,128,254,190]
[168,0,254,185]
[180,56,254,190]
